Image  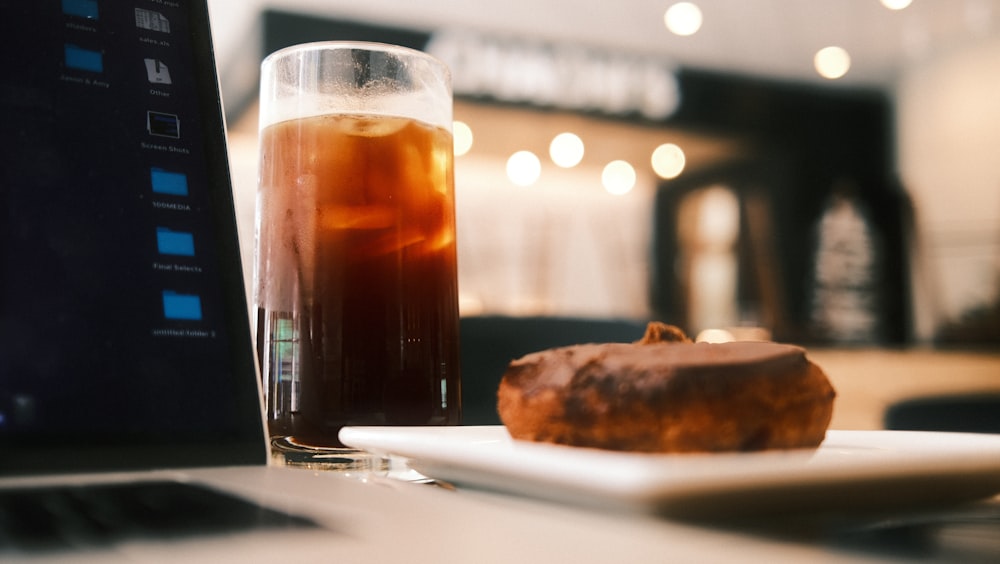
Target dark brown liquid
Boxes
[256,114,461,447]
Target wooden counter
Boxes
[809,348,1000,430]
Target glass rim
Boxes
[261,40,450,76]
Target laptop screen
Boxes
[0,1,266,473]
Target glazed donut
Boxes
[497,323,835,453]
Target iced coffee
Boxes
[254,43,460,461]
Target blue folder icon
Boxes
[156,227,195,256]
[162,291,202,321]
[150,168,188,196]
[65,44,103,73]
[62,0,98,19]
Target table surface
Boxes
[431,347,1000,562]
[13,347,998,563]
[316,347,1000,563]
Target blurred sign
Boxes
[427,31,679,121]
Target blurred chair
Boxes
[460,316,648,425]
[885,393,1000,434]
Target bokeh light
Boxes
[506,150,541,186]
[880,0,912,10]
[549,132,585,168]
[696,186,740,246]
[651,143,686,179]
[664,2,703,36]
[453,120,473,156]
[602,160,636,195]
[695,328,735,343]
[814,46,851,79]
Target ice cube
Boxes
[429,144,452,196]
[423,226,455,253]
[410,191,455,254]
[320,204,396,230]
[359,227,426,258]
[337,115,409,138]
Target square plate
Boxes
[340,426,1000,516]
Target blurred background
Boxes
[209,0,1000,349]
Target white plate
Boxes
[340,426,1000,516]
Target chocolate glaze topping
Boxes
[505,341,809,397]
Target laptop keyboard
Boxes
[0,480,318,553]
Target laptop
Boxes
[1,0,267,477]
[0,2,488,560]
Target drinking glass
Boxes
[254,42,461,468]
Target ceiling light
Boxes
[453,121,473,156]
[549,132,585,168]
[602,160,636,195]
[506,151,541,187]
[814,46,851,79]
[651,143,686,179]
[664,2,703,37]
